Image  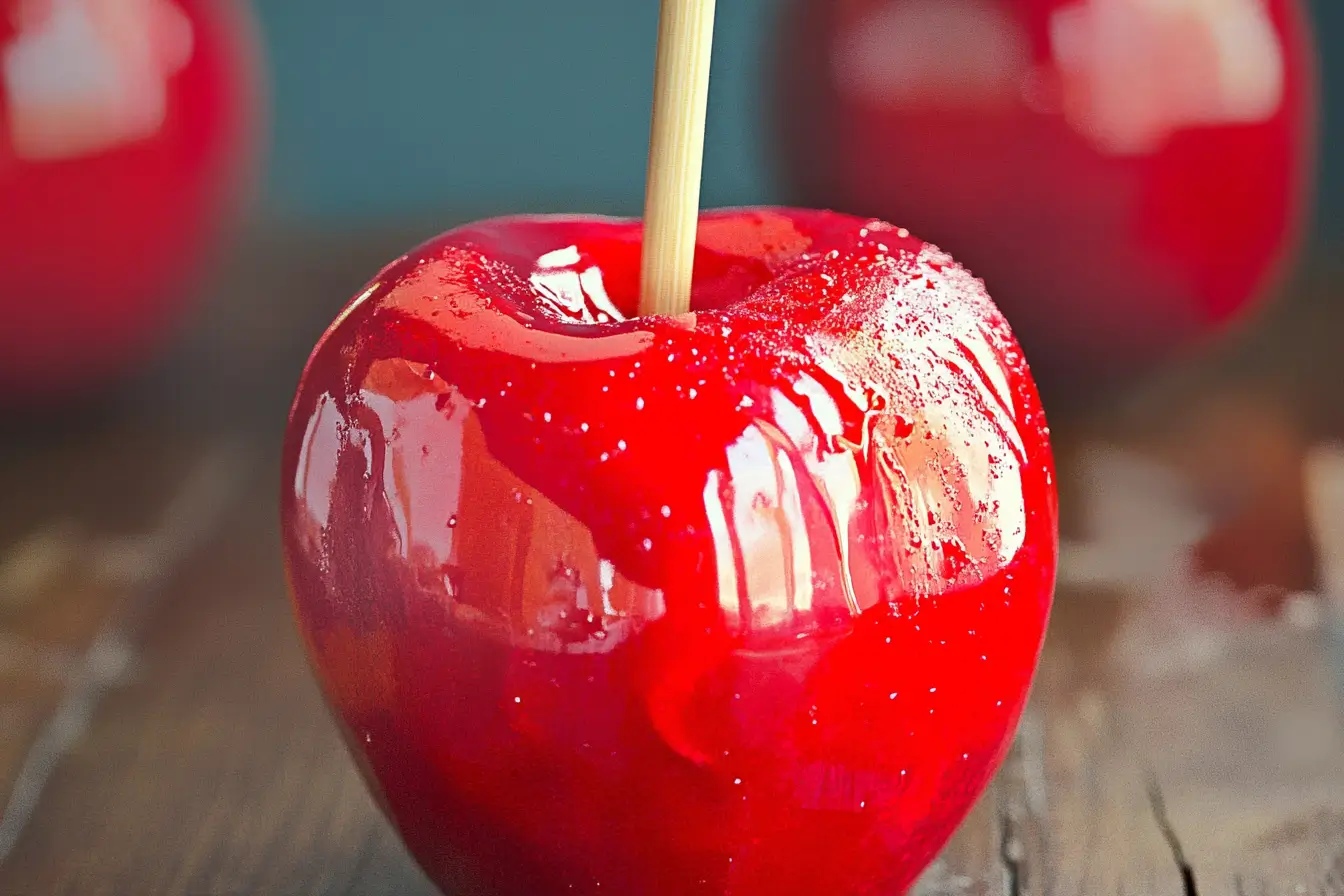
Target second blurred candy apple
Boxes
[0,0,261,399]
[774,0,1317,400]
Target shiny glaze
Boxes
[773,0,1317,401]
[281,209,1058,895]
[0,0,258,397]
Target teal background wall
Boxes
[251,0,1341,238]
[254,0,775,221]
[1311,0,1341,238]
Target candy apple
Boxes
[0,0,261,398]
[281,208,1058,894]
[773,0,1317,400]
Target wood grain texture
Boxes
[911,587,1344,896]
[0,471,434,896]
[0,235,1340,894]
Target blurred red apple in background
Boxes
[774,0,1317,403]
[0,0,261,399]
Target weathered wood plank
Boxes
[920,576,1344,896]
[0,474,435,895]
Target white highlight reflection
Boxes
[1051,0,1285,154]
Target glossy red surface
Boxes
[282,209,1058,894]
[774,0,1317,399]
[0,0,259,397]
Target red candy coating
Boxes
[281,208,1058,895]
[0,0,260,397]
[773,0,1317,398]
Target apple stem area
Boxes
[639,0,717,319]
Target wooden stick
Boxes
[639,0,717,318]
[1305,443,1344,598]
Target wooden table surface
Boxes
[0,227,1341,896]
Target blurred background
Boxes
[252,0,1333,231]
[1,1,1343,893]
[256,0,1339,232]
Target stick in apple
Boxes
[640,0,717,318]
